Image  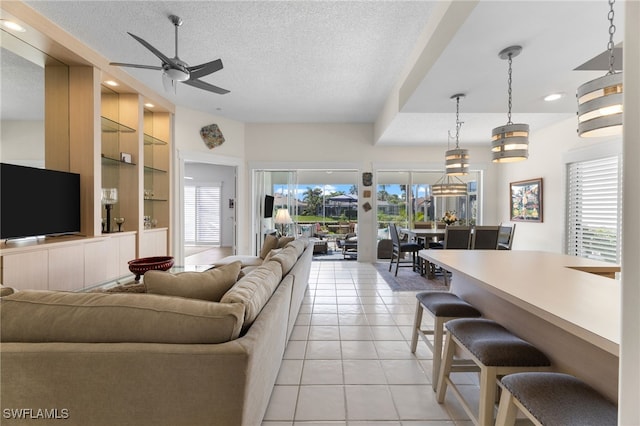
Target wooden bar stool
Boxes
[436,318,552,426]
[495,372,617,426]
[410,291,481,390]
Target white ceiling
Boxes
[3,1,625,146]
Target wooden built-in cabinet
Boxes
[0,2,174,291]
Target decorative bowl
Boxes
[128,256,174,282]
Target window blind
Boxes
[566,156,621,263]
[184,185,222,245]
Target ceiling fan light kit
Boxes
[492,45,529,163]
[109,14,229,95]
[445,94,470,176]
[577,0,623,138]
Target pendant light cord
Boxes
[607,0,616,75]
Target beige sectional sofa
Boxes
[0,237,313,426]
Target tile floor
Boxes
[262,260,486,426]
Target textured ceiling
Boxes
[1,1,626,146]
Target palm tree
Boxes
[302,187,323,216]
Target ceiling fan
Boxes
[110,15,229,95]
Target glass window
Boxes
[566,156,622,263]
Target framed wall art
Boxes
[510,178,543,222]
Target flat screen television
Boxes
[264,195,275,218]
[1,163,81,240]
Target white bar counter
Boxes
[419,249,621,401]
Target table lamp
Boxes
[274,208,293,237]
[101,188,118,233]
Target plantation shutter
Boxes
[566,156,621,263]
[184,185,222,245]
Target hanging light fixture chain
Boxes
[455,95,463,147]
[607,0,616,75]
[507,53,513,125]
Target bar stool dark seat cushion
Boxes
[501,372,617,426]
[446,318,550,367]
[416,292,481,318]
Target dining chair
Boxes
[388,223,422,276]
[443,226,472,249]
[498,223,516,250]
[471,226,501,249]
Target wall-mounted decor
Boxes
[200,124,225,149]
[362,172,373,187]
[510,178,543,222]
[363,190,371,198]
[362,202,372,212]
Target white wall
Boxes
[0,120,45,167]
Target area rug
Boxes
[374,261,448,292]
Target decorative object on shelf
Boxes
[362,172,373,187]
[274,208,293,237]
[143,215,152,229]
[114,217,125,232]
[120,152,132,163]
[441,210,458,226]
[200,123,225,149]
[577,0,622,137]
[144,189,154,199]
[492,45,529,163]
[445,94,469,176]
[510,178,543,222]
[101,188,118,233]
[128,256,174,282]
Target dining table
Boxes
[401,228,446,247]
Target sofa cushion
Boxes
[0,284,16,297]
[259,234,279,259]
[277,236,295,248]
[220,260,283,330]
[285,238,307,257]
[0,290,245,344]
[145,261,241,302]
[270,246,300,276]
[213,255,263,268]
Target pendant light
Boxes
[445,94,469,176]
[577,0,622,137]
[492,45,529,163]
[432,175,467,197]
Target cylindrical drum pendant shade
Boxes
[445,147,469,176]
[577,72,623,138]
[491,123,529,163]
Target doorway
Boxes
[180,159,237,266]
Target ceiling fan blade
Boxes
[162,73,177,94]
[127,32,177,68]
[183,78,230,95]
[187,59,223,80]
[109,62,163,70]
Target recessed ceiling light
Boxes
[104,80,119,87]
[1,20,26,32]
[144,103,155,108]
[544,93,564,102]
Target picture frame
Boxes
[510,178,543,222]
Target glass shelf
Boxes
[144,198,168,202]
[101,116,135,133]
[144,165,167,173]
[101,155,136,166]
[144,133,168,145]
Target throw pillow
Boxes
[259,234,279,259]
[145,261,242,302]
[277,236,295,248]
